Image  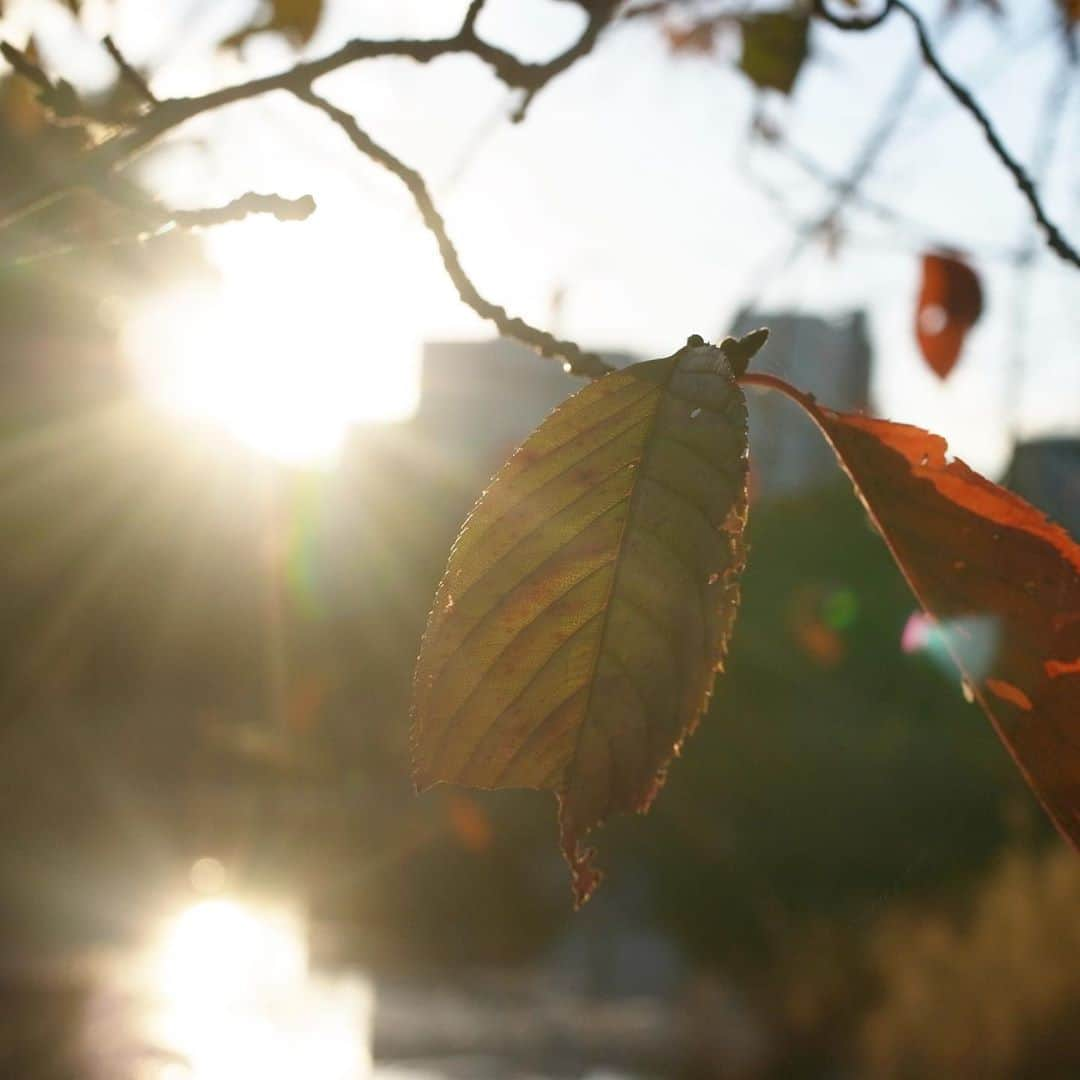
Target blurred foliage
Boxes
[861,845,1080,1077]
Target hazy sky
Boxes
[5,0,1078,474]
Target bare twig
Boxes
[814,0,1080,269]
[732,28,932,316]
[754,130,1028,263]
[0,7,612,233]
[813,0,893,32]
[102,36,158,106]
[0,190,316,270]
[294,86,613,379]
[460,0,488,37]
[169,191,316,228]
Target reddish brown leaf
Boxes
[915,251,983,380]
[742,373,1080,852]
[663,20,718,56]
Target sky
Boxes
[2,0,1077,475]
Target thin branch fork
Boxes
[293,86,613,379]
[813,0,1080,270]
[0,7,610,233]
[102,35,157,106]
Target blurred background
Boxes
[0,0,1077,1076]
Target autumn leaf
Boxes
[739,11,809,95]
[1,68,45,137]
[915,251,983,381]
[742,373,1080,854]
[226,0,323,48]
[412,332,766,906]
[664,20,719,56]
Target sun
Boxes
[123,217,421,467]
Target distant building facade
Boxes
[417,325,872,502]
[414,338,637,482]
[729,310,872,501]
[1004,438,1080,539]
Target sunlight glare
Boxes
[152,898,372,1079]
[158,899,306,1007]
[123,217,421,467]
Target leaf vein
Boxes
[451,424,649,606]
[457,611,606,781]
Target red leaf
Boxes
[742,373,1080,853]
[915,252,983,381]
[663,20,717,55]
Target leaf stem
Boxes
[294,86,613,379]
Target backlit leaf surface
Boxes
[413,337,757,905]
[743,373,1080,852]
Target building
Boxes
[1003,438,1080,539]
[414,337,638,484]
[729,310,872,500]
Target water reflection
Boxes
[84,897,374,1079]
[81,895,648,1079]
[67,843,655,1080]
[151,898,370,1080]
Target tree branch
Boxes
[293,86,613,379]
[0,8,612,234]
[1,191,316,270]
[461,0,488,37]
[167,191,316,228]
[813,0,1080,269]
[102,35,157,106]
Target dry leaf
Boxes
[413,334,765,905]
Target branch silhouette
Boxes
[0,5,611,232]
[294,86,613,379]
[102,35,157,106]
[814,0,1080,270]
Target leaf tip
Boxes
[558,794,604,909]
[410,764,433,794]
[720,327,770,376]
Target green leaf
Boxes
[412,332,765,905]
[739,11,809,95]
